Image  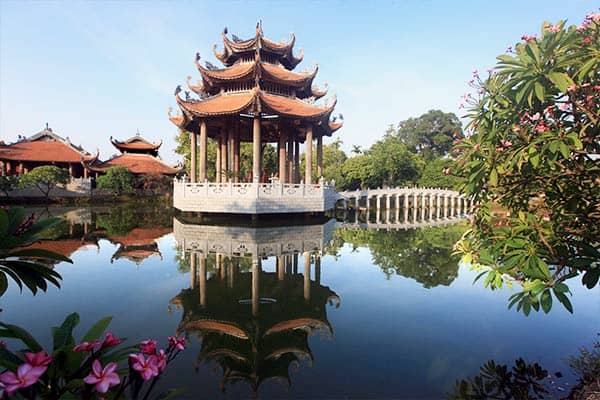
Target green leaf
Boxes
[0,322,43,351]
[547,72,574,92]
[554,282,569,293]
[9,249,72,263]
[534,82,545,101]
[559,143,570,159]
[81,316,113,343]
[553,290,573,313]
[582,269,600,290]
[540,290,552,313]
[52,313,80,350]
[489,169,498,187]
[0,347,22,370]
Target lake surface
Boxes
[1,204,598,399]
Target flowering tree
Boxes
[454,13,600,314]
[0,313,186,398]
[18,166,69,200]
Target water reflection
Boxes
[330,212,465,288]
[171,217,340,394]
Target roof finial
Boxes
[45,122,49,130]
[136,129,140,136]
[256,19,262,35]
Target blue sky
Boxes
[0,0,595,164]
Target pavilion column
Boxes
[190,252,197,289]
[199,120,207,182]
[305,126,313,184]
[233,122,240,183]
[315,253,321,285]
[199,254,206,307]
[287,135,294,183]
[303,252,311,301]
[228,123,234,181]
[278,132,287,184]
[277,256,285,281]
[18,163,23,176]
[252,115,261,183]
[68,164,74,178]
[220,128,227,181]
[190,131,197,183]
[294,138,300,183]
[0,162,5,177]
[216,135,222,183]
[5,162,11,176]
[252,257,261,316]
[316,135,323,179]
[83,168,88,179]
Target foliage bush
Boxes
[454,14,600,314]
[97,167,134,196]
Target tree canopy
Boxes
[96,166,134,196]
[18,166,69,199]
[454,14,600,314]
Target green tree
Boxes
[389,110,463,160]
[300,138,348,187]
[19,166,69,200]
[96,166,134,196]
[454,15,600,314]
[0,175,19,197]
[368,136,423,187]
[418,158,463,189]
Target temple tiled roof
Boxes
[0,128,95,163]
[88,153,180,175]
[108,227,172,247]
[111,134,162,153]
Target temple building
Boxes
[0,125,96,178]
[86,133,180,177]
[169,22,342,214]
[108,226,171,265]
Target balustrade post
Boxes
[303,252,311,301]
[199,254,206,307]
[252,257,260,316]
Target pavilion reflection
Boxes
[171,217,340,394]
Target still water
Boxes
[1,205,598,399]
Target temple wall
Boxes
[1,178,93,198]
[173,181,338,214]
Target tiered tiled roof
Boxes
[169,22,343,137]
[0,128,96,163]
[111,133,162,156]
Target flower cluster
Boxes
[0,351,51,396]
[128,336,186,382]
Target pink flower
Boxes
[0,341,7,349]
[543,105,555,115]
[473,143,481,152]
[168,336,187,351]
[83,360,120,394]
[512,125,520,132]
[472,69,479,78]
[594,85,600,92]
[542,215,551,222]
[101,332,123,349]
[583,37,593,46]
[521,34,537,42]
[501,140,512,148]
[24,351,52,368]
[535,122,550,133]
[73,340,100,353]
[442,167,451,175]
[139,339,157,355]
[0,363,46,396]
[156,349,167,373]
[529,112,541,121]
[129,354,159,381]
[505,45,513,53]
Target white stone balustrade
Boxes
[173,178,338,214]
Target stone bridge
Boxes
[337,187,471,216]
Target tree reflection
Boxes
[330,224,466,288]
[448,334,600,399]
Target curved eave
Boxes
[259,92,337,121]
[186,76,205,94]
[264,318,332,336]
[110,139,161,152]
[196,61,255,82]
[261,63,317,87]
[180,320,249,339]
[311,84,328,99]
[176,91,257,117]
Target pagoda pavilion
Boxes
[86,133,180,177]
[169,22,342,214]
[0,125,96,178]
